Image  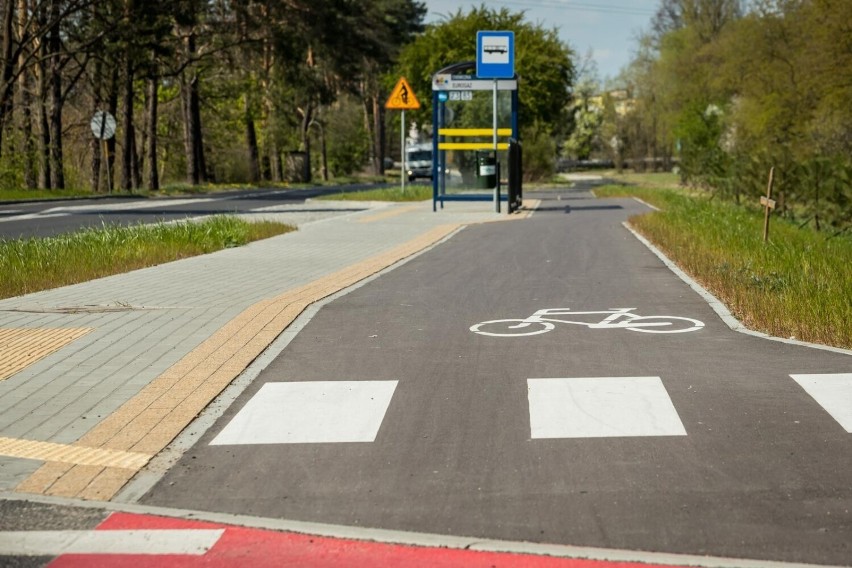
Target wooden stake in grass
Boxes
[761,167,776,243]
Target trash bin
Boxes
[476,151,497,189]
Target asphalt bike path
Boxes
[138,189,852,565]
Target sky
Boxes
[422,0,661,82]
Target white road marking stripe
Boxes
[0,197,223,224]
[0,212,70,223]
[42,198,218,214]
[210,381,398,445]
[527,377,687,438]
[790,373,852,432]
[0,529,224,556]
[633,196,661,211]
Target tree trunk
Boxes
[145,73,159,190]
[190,79,205,183]
[651,114,658,171]
[373,95,385,175]
[244,95,259,183]
[36,47,50,188]
[120,52,134,191]
[362,93,373,171]
[182,31,205,185]
[90,57,102,191]
[0,0,16,157]
[131,123,141,188]
[363,93,386,175]
[300,107,312,183]
[302,132,311,183]
[47,0,63,190]
[271,141,281,181]
[17,0,36,188]
[33,2,51,188]
[182,72,206,185]
[318,122,328,181]
[180,71,196,184]
[260,27,281,182]
[106,66,118,192]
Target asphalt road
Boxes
[0,185,382,239]
[139,188,852,565]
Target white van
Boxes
[405,144,433,182]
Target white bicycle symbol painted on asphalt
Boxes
[470,308,705,337]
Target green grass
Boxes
[0,216,295,300]
[600,170,682,189]
[0,188,97,201]
[595,183,852,349]
[315,185,432,202]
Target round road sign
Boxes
[90,111,117,140]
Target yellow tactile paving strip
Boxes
[0,436,149,470]
[0,328,93,382]
[358,204,421,223]
[15,204,539,501]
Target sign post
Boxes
[761,167,776,243]
[476,31,515,213]
[385,77,421,194]
[90,110,117,193]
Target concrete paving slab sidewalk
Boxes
[0,199,533,500]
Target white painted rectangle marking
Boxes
[0,529,224,555]
[527,377,687,439]
[790,373,852,432]
[210,381,398,445]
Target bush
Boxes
[521,124,556,182]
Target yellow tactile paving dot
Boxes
[0,328,93,382]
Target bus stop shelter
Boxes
[430,61,520,212]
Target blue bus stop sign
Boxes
[476,31,515,79]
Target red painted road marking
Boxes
[45,512,682,568]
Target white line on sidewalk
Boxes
[0,529,224,556]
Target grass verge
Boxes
[315,185,432,202]
[1,216,295,300]
[595,184,852,349]
[0,188,95,201]
[599,170,682,189]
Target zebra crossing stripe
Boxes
[210,381,398,445]
[527,377,687,439]
[790,373,852,432]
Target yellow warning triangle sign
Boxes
[385,77,420,110]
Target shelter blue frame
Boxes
[431,61,519,212]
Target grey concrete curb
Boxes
[0,492,842,568]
